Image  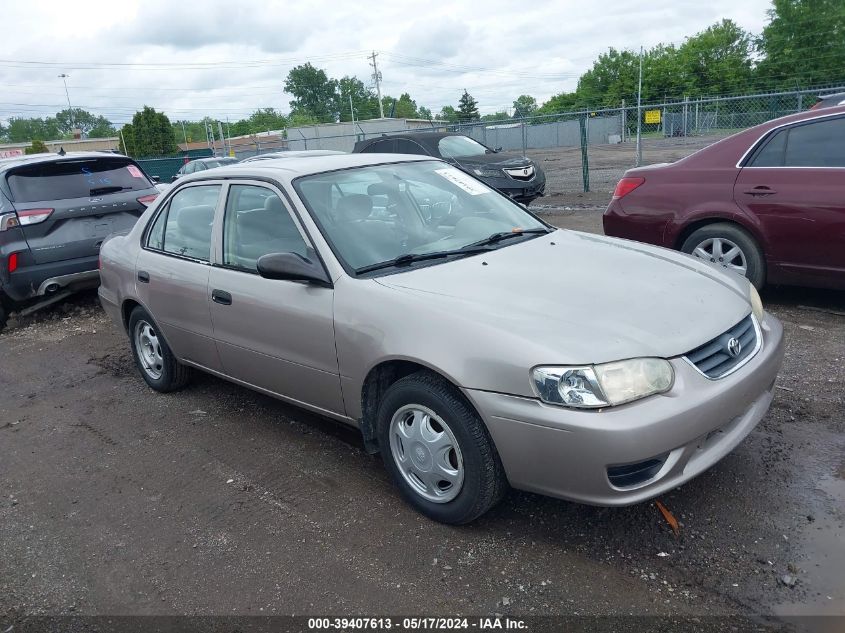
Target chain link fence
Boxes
[134,85,843,196]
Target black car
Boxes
[352,133,545,203]
[171,156,240,182]
[0,151,159,331]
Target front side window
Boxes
[362,140,395,154]
[437,135,492,158]
[222,184,308,271]
[395,139,429,156]
[294,160,547,273]
[146,184,221,261]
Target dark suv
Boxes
[0,152,159,330]
[353,133,546,203]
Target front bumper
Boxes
[480,174,546,202]
[464,312,784,506]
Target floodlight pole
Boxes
[58,74,75,131]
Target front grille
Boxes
[684,314,758,379]
[504,165,535,181]
[607,453,669,488]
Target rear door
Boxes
[135,182,223,372]
[734,114,845,281]
[5,156,157,264]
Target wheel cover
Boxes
[389,404,464,504]
[691,237,748,275]
[134,320,164,380]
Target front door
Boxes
[734,114,845,283]
[135,183,223,371]
[208,183,343,416]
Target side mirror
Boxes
[151,175,161,183]
[494,146,502,153]
[257,252,331,286]
[171,174,180,182]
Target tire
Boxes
[680,223,766,289]
[0,303,7,333]
[376,370,508,524]
[128,306,190,392]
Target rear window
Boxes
[7,157,153,202]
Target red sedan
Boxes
[603,105,845,290]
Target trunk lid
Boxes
[6,156,157,264]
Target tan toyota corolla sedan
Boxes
[99,154,785,524]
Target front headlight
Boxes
[472,167,502,178]
[749,284,764,323]
[532,358,674,408]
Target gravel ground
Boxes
[0,211,843,632]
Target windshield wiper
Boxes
[355,246,492,275]
[462,227,551,249]
[89,186,130,196]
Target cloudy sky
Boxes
[1,0,773,126]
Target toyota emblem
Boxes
[726,337,742,358]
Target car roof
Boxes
[355,131,464,147]
[817,91,845,101]
[242,150,345,161]
[193,156,239,163]
[0,151,130,173]
[178,153,440,184]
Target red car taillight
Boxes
[137,194,158,208]
[612,177,645,199]
[8,252,19,273]
[16,208,54,225]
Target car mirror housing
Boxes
[150,175,161,183]
[256,252,331,286]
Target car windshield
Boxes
[205,158,238,168]
[437,136,492,158]
[294,160,548,273]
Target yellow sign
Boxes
[644,109,661,124]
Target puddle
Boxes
[774,467,845,631]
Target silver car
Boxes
[98,154,785,524]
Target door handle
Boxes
[137,271,150,283]
[211,289,232,305]
[743,186,777,196]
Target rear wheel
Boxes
[0,303,7,333]
[376,370,508,524]
[681,223,765,289]
[128,306,190,392]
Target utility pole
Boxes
[119,128,129,156]
[181,121,188,152]
[635,46,644,167]
[226,117,232,155]
[58,74,75,133]
[349,94,356,125]
[369,51,384,119]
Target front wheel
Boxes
[681,223,766,289]
[128,306,190,392]
[377,371,508,524]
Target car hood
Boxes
[375,230,751,365]
[451,152,533,168]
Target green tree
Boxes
[537,92,578,114]
[24,139,49,154]
[128,106,177,157]
[54,108,115,138]
[756,0,845,89]
[677,19,753,96]
[337,76,380,121]
[481,111,511,122]
[118,123,135,156]
[512,95,538,117]
[437,106,459,122]
[457,90,480,122]
[6,117,61,143]
[418,106,433,120]
[576,48,640,107]
[394,93,419,118]
[284,63,339,123]
[227,109,289,136]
